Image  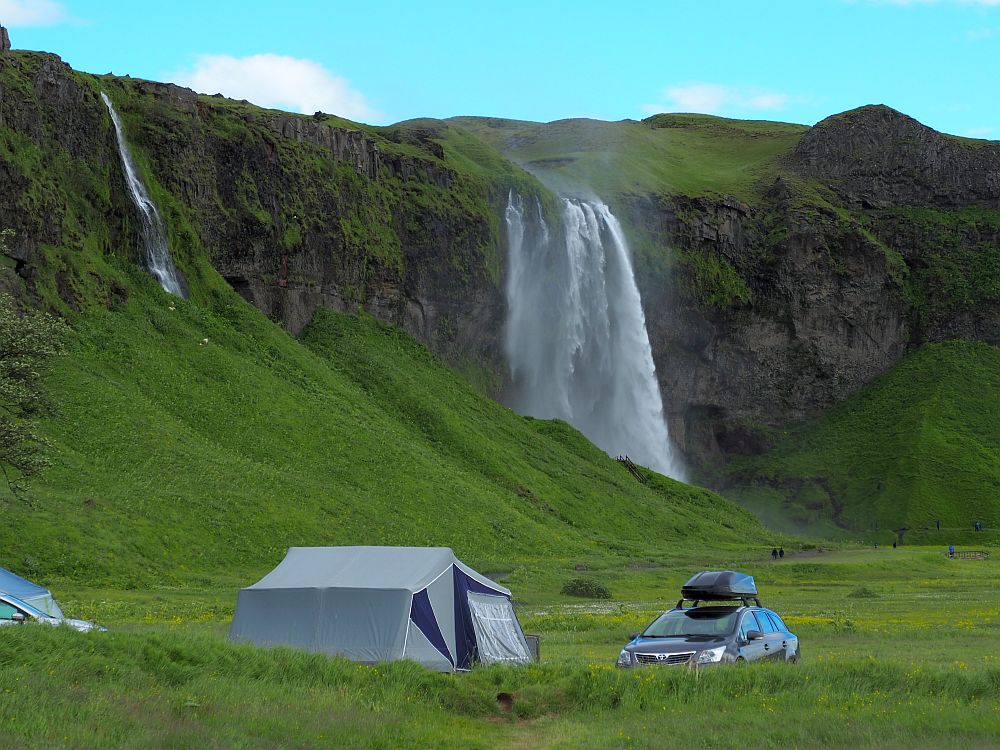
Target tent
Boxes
[229,546,533,671]
[0,566,64,618]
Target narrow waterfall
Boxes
[101,93,187,298]
[504,191,684,479]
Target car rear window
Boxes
[766,612,787,632]
[754,610,776,634]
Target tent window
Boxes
[467,593,531,664]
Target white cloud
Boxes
[0,0,68,26]
[642,82,791,116]
[169,54,383,123]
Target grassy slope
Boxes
[443,113,807,200]
[0,276,771,588]
[708,341,1000,537]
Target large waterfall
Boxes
[504,192,684,479]
[101,93,187,298]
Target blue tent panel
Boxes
[409,589,453,666]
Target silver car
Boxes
[0,593,106,632]
[616,604,799,668]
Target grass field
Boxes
[1,548,997,749]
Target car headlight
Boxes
[616,649,633,667]
[696,646,726,665]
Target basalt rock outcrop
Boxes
[623,106,1000,463]
[626,189,913,462]
[792,104,1000,209]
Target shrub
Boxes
[561,578,611,599]
[847,586,880,599]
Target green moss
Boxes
[676,249,752,308]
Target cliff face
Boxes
[624,191,910,462]
[622,106,1000,464]
[3,53,999,476]
[0,52,511,385]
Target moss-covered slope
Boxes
[708,340,1000,537]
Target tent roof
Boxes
[245,546,510,596]
[0,566,52,601]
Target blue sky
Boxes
[3,0,999,136]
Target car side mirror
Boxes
[11,612,26,623]
[746,630,763,641]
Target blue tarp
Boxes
[0,566,63,618]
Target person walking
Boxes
[778,547,785,559]
[771,548,778,560]
[949,544,955,558]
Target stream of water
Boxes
[504,191,684,479]
[102,92,186,297]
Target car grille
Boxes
[634,651,694,666]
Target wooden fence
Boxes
[617,455,645,483]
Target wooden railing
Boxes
[617,455,645,483]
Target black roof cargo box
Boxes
[681,571,757,601]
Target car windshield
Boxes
[642,609,739,637]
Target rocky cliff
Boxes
[2,50,999,479]
[623,188,912,463]
[0,52,529,389]
[613,107,1000,464]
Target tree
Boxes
[0,230,69,493]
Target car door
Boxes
[737,610,767,662]
[765,611,797,661]
[757,610,786,661]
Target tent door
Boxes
[466,593,531,664]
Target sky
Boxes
[2,0,999,136]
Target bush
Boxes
[561,578,611,599]
[847,586,880,599]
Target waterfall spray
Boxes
[504,191,684,479]
[101,92,187,298]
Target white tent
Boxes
[229,546,532,671]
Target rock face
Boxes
[0,55,509,387]
[623,106,1000,464]
[0,27,10,54]
[2,58,998,472]
[793,105,1000,209]
[625,192,911,463]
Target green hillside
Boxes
[442,113,807,200]
[709,341,1000,538]
[0,277,771,588]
